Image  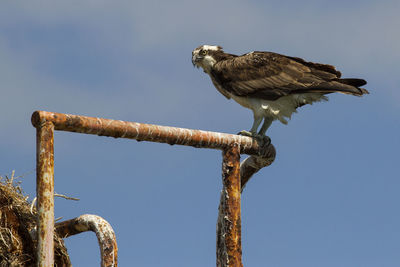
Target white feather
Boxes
[201,45,220,51]
[200,55,217,73]
[230,93,328,124]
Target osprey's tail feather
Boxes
[335,78,369,95]
[297,79,369,96]
[336,78,366,87]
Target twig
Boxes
[54,193,80,201]
[30,193,79,214]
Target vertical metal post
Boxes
[36,121,55,266]
[218,143,243,267]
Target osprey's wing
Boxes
[211,52,366,100]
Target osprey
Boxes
[192,45,369,136]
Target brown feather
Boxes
[209,51,368,100]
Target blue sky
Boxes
[1,1,399,266]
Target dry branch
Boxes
[0,175,70,266]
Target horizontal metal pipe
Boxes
[31,110,268,155]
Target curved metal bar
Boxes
[55,214,118,267]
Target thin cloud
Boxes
[0,0,399,144]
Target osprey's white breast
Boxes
[230,93,328,124]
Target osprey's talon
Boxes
[253,134,270,145]
[259,135,271,147]
[254,135,272,157]
[237,130,254,137]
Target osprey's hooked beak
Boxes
[192,51,201,68]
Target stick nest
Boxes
[0,174,71,266]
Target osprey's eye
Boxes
[200,49,207,56]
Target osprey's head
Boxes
[192,45,223,73]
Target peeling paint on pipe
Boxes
[31,110,269,155]
[217,144,243,267]
[55,214,118,267]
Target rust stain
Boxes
[218,143,243,267]
[31,110,271,155]
[36,120,55,266]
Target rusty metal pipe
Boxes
[31,110,266,155]
[55,214,118,267]
[36,120,55,267]
[217,144,243,267]
[217,149,276,266]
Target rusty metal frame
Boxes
[32,110,275,266]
